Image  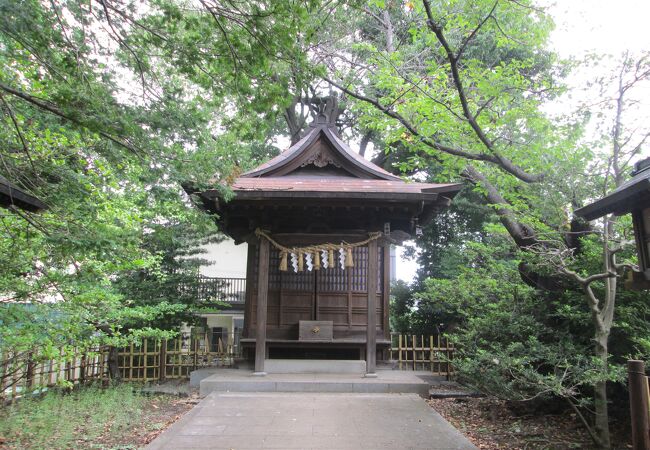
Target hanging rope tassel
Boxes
[291,252,298,272]
[345,247,354,268]
[339,247,347,270]
[279,251,288,271]
[328,249,334,268]
[313,251,321,270]
[298,251,304,272]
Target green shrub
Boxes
[0,383,148,449]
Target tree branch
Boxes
[456,0,499,61]
[463,164,537,247]
[422,0,544,183]
[325,67,542,181]
[0,82,142,155]
[0,92,36,172]
[324,76,543,184]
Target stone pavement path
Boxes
[146,392,477,450]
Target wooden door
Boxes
[249,245,384,339]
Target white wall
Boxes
[200,239,248,278]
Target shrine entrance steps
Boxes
[192,367,445,398]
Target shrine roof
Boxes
[241,119,401,181]
[188,115,463,241]
[229,176,460,199]
[219,116,462,199]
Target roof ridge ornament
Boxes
[309,95,341,132]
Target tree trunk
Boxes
[593,331,611,449]
[108,346,121,381]
[284,98,303,145]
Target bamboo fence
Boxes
[2,333,454,399]
[0,331,241,398]
[0,347,110,400]
[389,333,454,375]
[117,332,239,382]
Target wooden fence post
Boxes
[159,339,167,382]
[79,354,86,383]
[143,339,148,381]
[397,333,402,370]
[26,352,34,389]
[194,335,200,369]
[628,360,650,450]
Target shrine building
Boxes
[191,114,461,376]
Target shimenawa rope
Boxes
[255,228,382,271]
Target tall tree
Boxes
[0,0,321,372]
[307,1,648,446]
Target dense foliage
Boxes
[0,0,319,362]
[313,2,649,446]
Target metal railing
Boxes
[195,276,246,303]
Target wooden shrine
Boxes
[191,114,461,375]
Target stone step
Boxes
[264,359,366,374]
[198,369,432,397]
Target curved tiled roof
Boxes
[232,176,459,195]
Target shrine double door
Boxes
[245,244,390,340]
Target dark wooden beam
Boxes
[243,244,257,338]
[220,190,440,202]
[366,239,378,377]
[0,176,47,212]
[382,244,391,340]
[627,360,650,450]
[254,238,270,375]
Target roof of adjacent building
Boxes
[0,175,47,212]
[575,157,650,220]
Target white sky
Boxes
[546,0,650,57]
[396,0,650,282]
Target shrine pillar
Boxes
[365,239,378,377]
[254,238,270,375]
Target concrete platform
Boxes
[146,392,477,449]
[199,368,440,397]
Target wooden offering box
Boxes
[299,321,333,341]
